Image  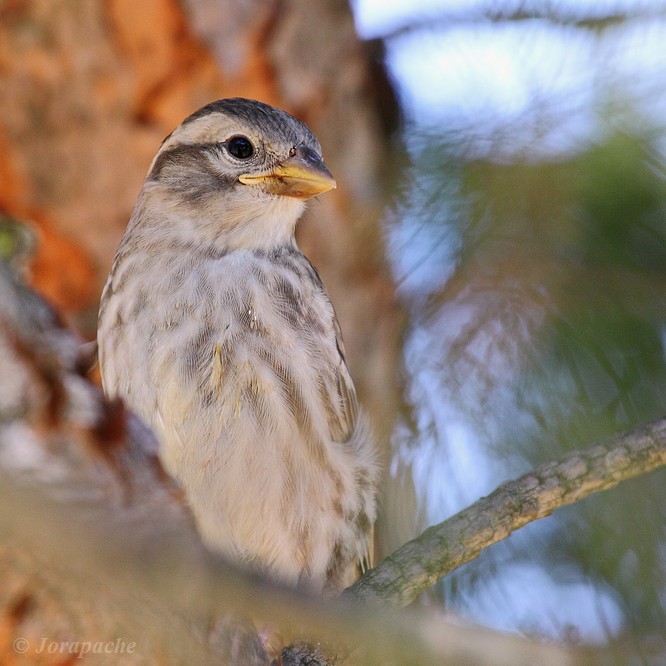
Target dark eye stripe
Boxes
[148,143,228,182]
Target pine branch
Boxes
[347,417,666,607]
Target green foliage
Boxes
[398,124,666,650]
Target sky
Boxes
[354,0,666,158]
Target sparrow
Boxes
[97,98,376,593]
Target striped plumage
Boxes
[97,98,376,592]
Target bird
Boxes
[97,98,376,594]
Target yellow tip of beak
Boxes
[239,148,336,200]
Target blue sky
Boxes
[354,0,666,157]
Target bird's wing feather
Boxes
[329,312,360,443]
[331,318,375,579]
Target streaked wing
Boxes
[328,311,359,443]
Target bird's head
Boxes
[139,98,336,251]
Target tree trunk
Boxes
[0,0,406,662]
[0,0,403,434]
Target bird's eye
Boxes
[226,136,254,160]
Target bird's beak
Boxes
[239,146,336,200]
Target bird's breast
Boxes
[98,246,367,588]
[102,247,339,445]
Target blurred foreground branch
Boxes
[349,418,666,607]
